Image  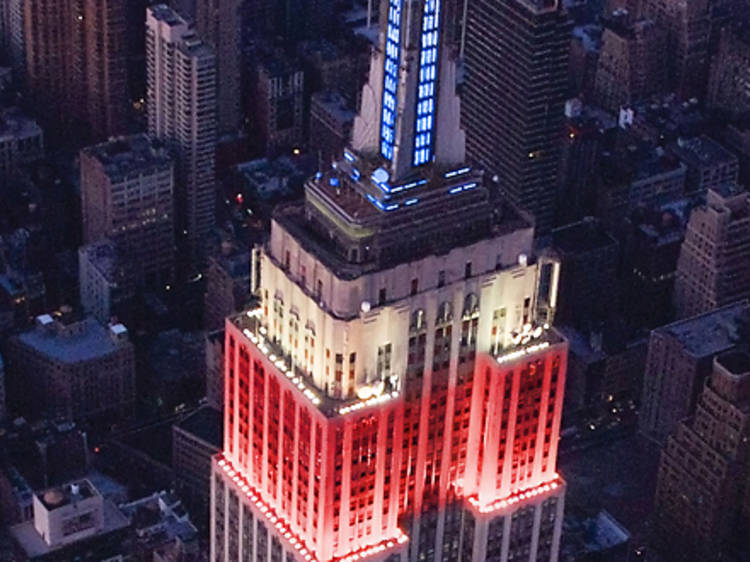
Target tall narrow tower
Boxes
[210,2,568,561]
[462,0,571,233]
[146,4,217,269]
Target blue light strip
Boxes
[447,182,478,194]
[366,192,401,212]
[412,0,441,167]
[444,166,471,179]
[380,0,403,161]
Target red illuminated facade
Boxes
[212,312,566,562]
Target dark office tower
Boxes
[23,0,69,127]
[463,0,571,233]
[80,0,128,140]
[22,0,128,141]
[196,0,242,136]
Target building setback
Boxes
[462,0,571,233]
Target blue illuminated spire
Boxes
[351,0,465,183]
[412,0,440,166]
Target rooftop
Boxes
[175,405,222,448]
[311,90,356,124]
[16,315,131,363]
[37,479,97,511]
[79,239,130,284]
[148,3,186,26]
[81,134,172,183]
[551,218,618,255]
[0,107,43,141]
[658,301,749,358]
[671,135,738,167]
[10,499,128,557]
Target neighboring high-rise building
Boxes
[196,0,243,136]
[556,101,617,224]
[146,4,217,269]
[253,53,305,155]
[462,0,571,233]
[211,2,568,561]
[639,301,749,444]
[641,0,710,100]
[80,134,176,288]
[593,16,667,113]
[78,0,129,140]
[707,21,750,119]
[4,312,136,422]
[673,188,750,319]
[653,350,750,561]
[550,218,619,332]
[22,0,68,127]
[22,0,128,140]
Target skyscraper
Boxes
[673,188,750,319]
[462,0,571,233]
[78,0,128,140]
[653,350,750,560]
[22,0,128,140]
[146,4,217,269]
[641,0,710,100]
[211,2,568,561]
[196,0,243,136]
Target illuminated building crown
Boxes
[351,0,465,184]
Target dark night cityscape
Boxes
[0,0,749,560]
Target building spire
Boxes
[351,0,465,183]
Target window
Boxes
[465,262,472,279]
[379,288,387,305]
[377,344,392,379]
[411,278,419,295]
[438,270,445,287]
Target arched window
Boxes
[462,293,479,319]
[436,301,453,325]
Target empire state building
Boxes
[210,1,568,561]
